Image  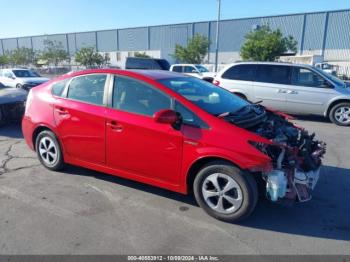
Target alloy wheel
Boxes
[335,106,350,125]
[202,173,243,214]
[38,137,58,166]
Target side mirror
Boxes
[154,109,178,125]
[154,109,183,130]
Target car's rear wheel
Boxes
[16,84,22,89]
[329,102,350,126]
[193,161,258,222]
[35,130,65,171]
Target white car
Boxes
[170,64,215,82]
[214,62,350,126]
[0,68,49,90]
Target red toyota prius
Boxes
[22,69,325,222]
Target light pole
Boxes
[214,0,221,73]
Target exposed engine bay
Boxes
[219,104,326,204]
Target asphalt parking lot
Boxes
[0,117,349,255]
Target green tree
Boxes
[240,25,298,61]
[75,47,104,68]
[0,55,9,67]
[134,52,151,58]
[40,40,69,66]
[7,47,36,66]
[173,34,209,64]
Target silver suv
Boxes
[214,62,350,126]
[0,68,49,91]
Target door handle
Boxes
[277,89,287,93]
[287,90,298,94]
[107,121,123,132]
[55,107,69,115]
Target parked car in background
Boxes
[170,64,215,82]
[0,68,49,90]
[0,81,27,126]
[125,57,170,70]
[22,69,325,222]
[214,62,350,126]
[315,62,338,76]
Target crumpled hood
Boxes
[18,77,49,84]
[0,88,28,104]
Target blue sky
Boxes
[1,0,349,38]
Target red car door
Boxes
[105,76,183,185]
[53,74,108,165]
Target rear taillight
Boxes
[213,80,220,86]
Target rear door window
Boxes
[256,65,291,85]
[67,74,107,105]
[222,64,256,81]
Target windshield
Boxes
[313,67,345,87]
[158,77,249,115]
[195,65,209,73]
[13,70,41,78]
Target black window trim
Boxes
[57,73,111,107]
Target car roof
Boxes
[66,69,187,80]
[227,61,315,68]
[172,64,197,66]
[4,68,32,71]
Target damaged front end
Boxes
[220,104,326,204]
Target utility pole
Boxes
[214,0,221,73]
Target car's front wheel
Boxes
[193,161,258,222]
[329,102,350,126]
[35,130,65,171]
[16,84,22,89]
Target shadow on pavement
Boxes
[0,122,23,139]
[63,165,197,206]
[292,115,331,123]
[63,164,350,242]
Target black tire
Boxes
[329,102,350,126]
[16,84,22,89]
[35,130,65,171]
[193,161,258,223]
